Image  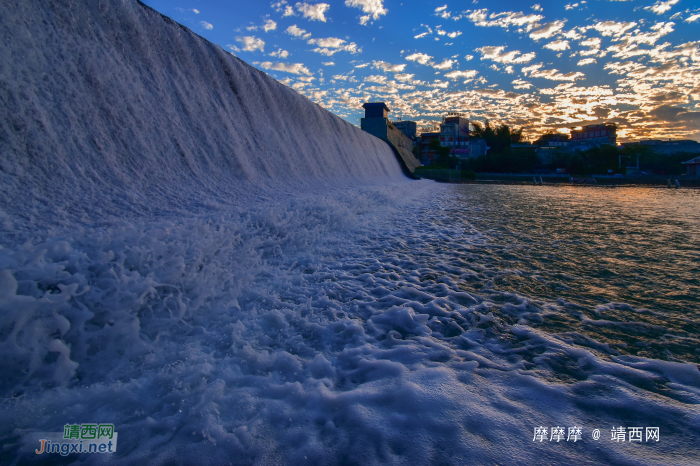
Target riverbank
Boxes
[416,169,700,187]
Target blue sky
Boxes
[141,0,700,141]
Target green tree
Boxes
[428,138,459,169]
[471,120,522,154]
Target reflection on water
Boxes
[447,185,700,363]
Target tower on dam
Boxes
[360,102,421,175]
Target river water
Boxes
[425,184,700,364]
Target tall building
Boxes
[439,113,470,160]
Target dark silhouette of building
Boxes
[570,123,617,150]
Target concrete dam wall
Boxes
[0,0,406,235]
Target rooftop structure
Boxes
[362,102,389,119]
[570,123,617,148]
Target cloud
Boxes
[323,61,335,65]
[394,73,415,82]
[415,32,429,39]
[365,75,390,84]
[371,61,406,72]
[272,1,293,16]
[432,59,456,69]
[522,63,585,81]
[176,7,199,14]
[512,79,533,89]
[444,70,478,80]
[427,80,449,88]
[532,4,543,11]
[229,36,265,53]
[269,48,289,58]
[473,89,520,99]
[285,25,312,39]
[263,19,277,32]
[544,40,570,51]
[686,13,700,23]
[589,21,636,37]
[475,46,536,64]
[200,21,213,30]
[296,2,330,22]
[464,54,474,61]
[577,58,597,65]
[307,37,361,55]
[649,105,700,124]
[345,0,388,25]
[464,9,543,29]
[256,61,312,75]
[405,52,433,65]
[644,0,680,15]
[436,29,462,38]
[529,21,566,40]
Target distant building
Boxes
[440,113,470,159]
[621,139,700,155]
[418,132,440,165]
[392,120,417,139]
[682,156,700,176]
[570,123,617,149]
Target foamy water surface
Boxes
[2,182,699,465]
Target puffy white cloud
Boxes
[229,36,265,53]
[529,21,566,40]
[269,48,289,58]
[444,70,478,80]
[512,79,533,89]
[406,52,433,65]
[577,58,597,65]
[394,73,415,82]
[307,37,361,55]
[296,2,330,22]
[256,61,312,75]
[364,75,387,84]
[589,21,636,37]
[427,80,449,88]
[432,59,456,70]
[532,4,543,11]
[436,29,462,38]
[522,63,585,81]
[345,0,388,25]
[263,19,277,32]
[285,25,311,39]
[644,0,680,15]
[464,9,543,29]
[476,46,537,64]
[200,21,213,30]
[464,54,474,61]
[415,32,429,39]
[371,61,406,72]
[686,13,700,23]
[544,40,570,51]
[323,61,335,66]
